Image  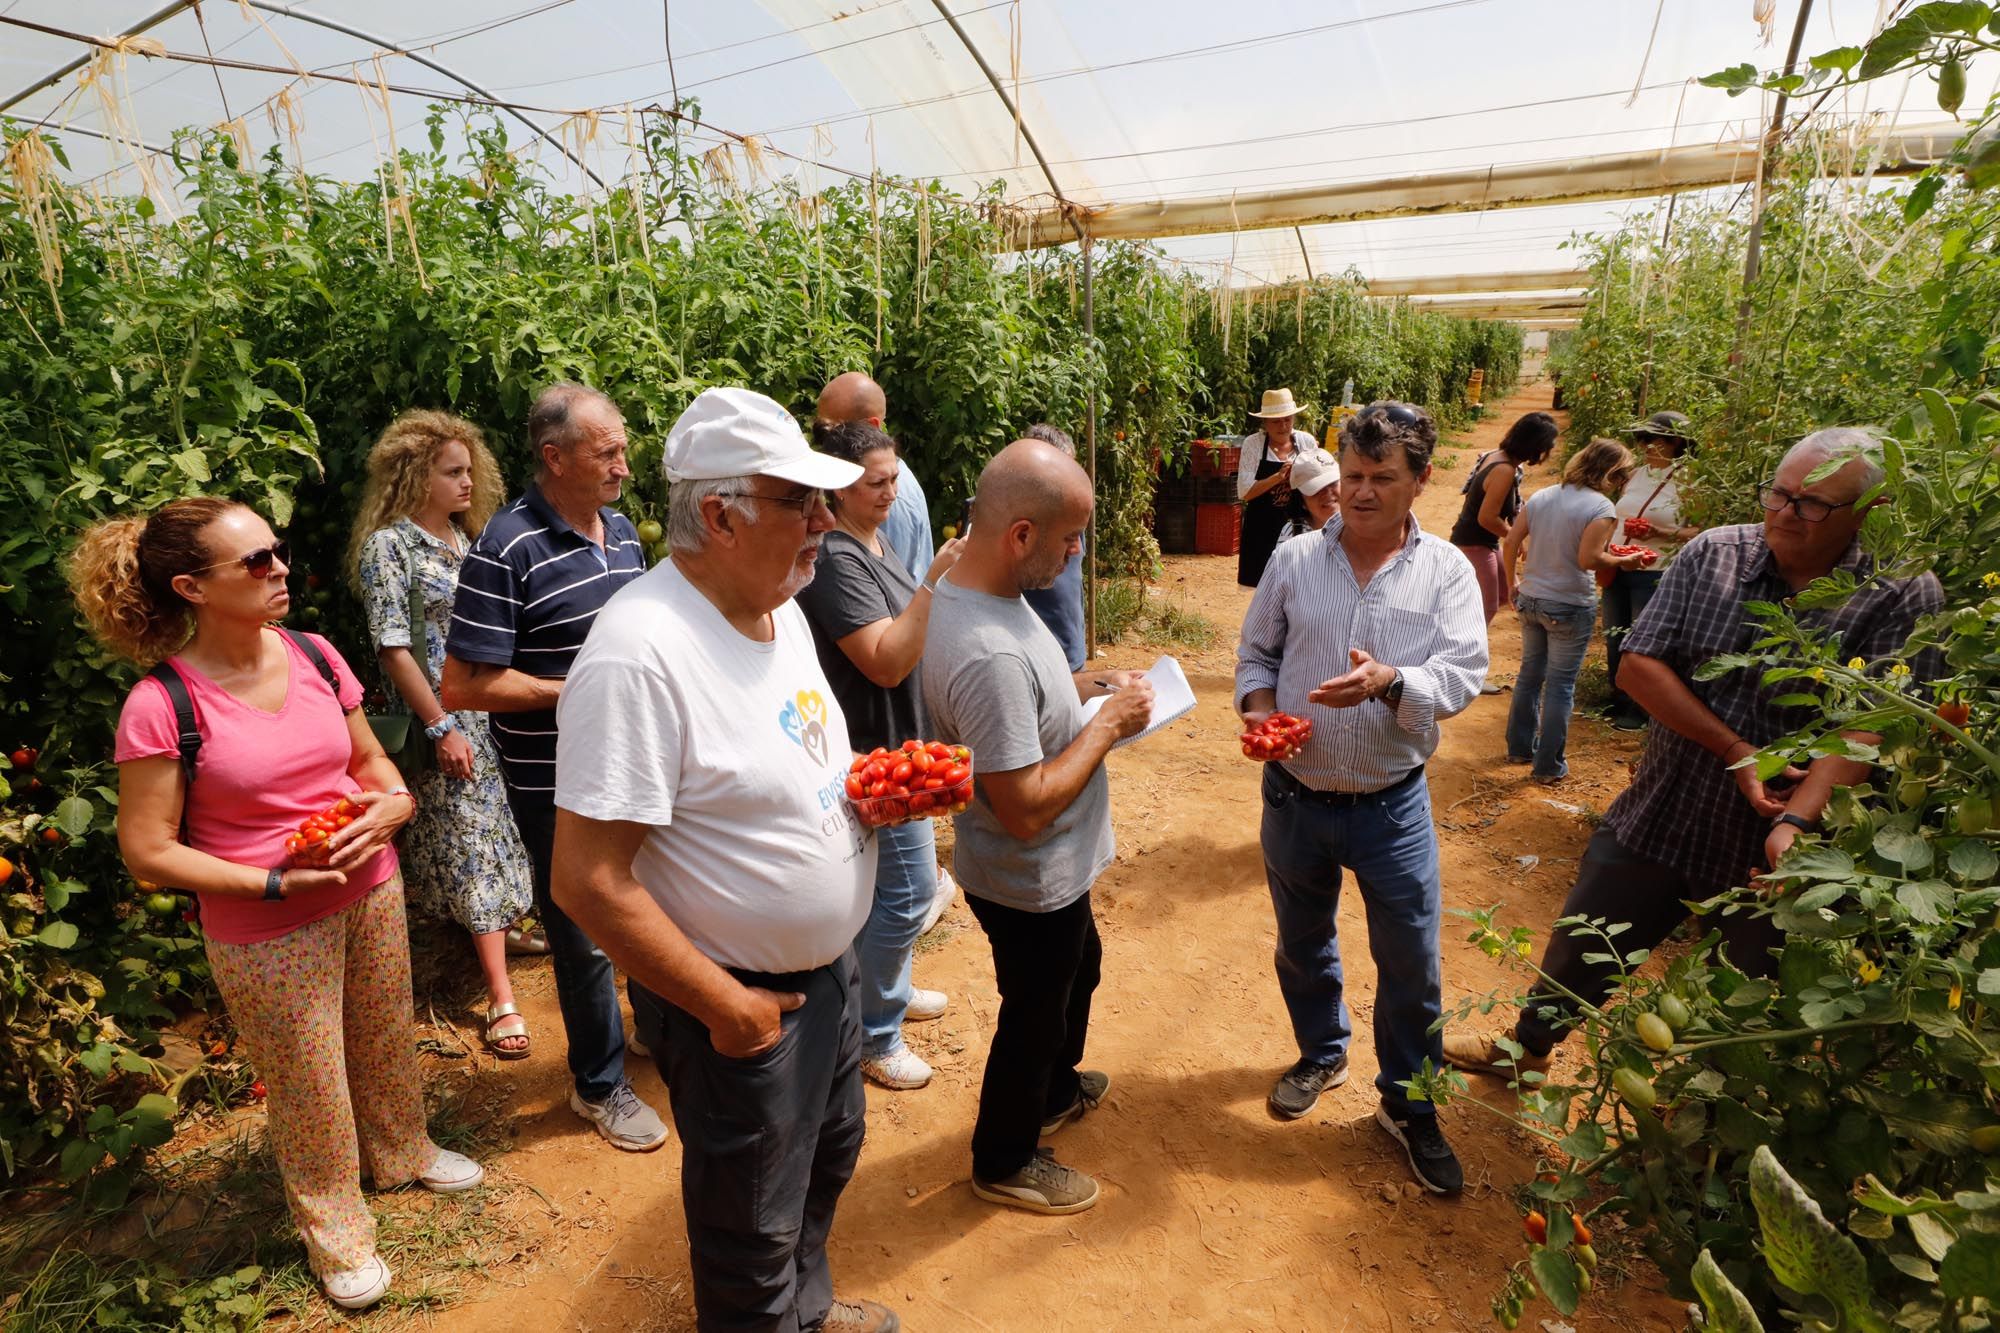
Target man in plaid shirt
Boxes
[1445,428,1943,1076]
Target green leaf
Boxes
[1950,839,2000,883]
[1905,174,1945,224]
[1700,62,1761,95]
[1809,45,1864,74]
[1855,1175,1955,1216]
[53,794,93,837]
[130,1092,178,1125]
[1529,1246,1581,1316]
[76,1042,116,1080]
[1691,1249,1766,1332]
[1873,826,1933,870]
[1897,878,1954,924]
[1940,1231,2000,1301]
[1750,1146,1889,1332]
[35,921,79,949]
[58,1136,106,1181]
[1907,1209,1957,1261]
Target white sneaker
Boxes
[570,1083,669,1151]
[921,867,958,935]
[323,1254,391,1310]
[905,988,949,1022]
[419,1147,484,1193]
[861,1047,934,1089]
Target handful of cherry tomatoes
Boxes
[847,739,974,828]
[284,796,359,865]
[1606,542,1660,566]
[1241,712,1313,762]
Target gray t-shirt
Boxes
[919,578,1114,913]
[1517,483,1616,607]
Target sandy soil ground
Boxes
[366,383,1687,1331]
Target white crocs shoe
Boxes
[860,1047,933,1090]
[419,1147,484,1193]
[905,988,949,1022]
[921,867,958,935]
[323,1254,391,1310]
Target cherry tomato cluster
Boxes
[1240,711,1313,762]
[1607,543,1660,565]
[1621,515,1654,540]
[284,796,359,865]
[846,739,973,828]
[8,746,38,770]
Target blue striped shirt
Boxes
[444,484,646,800]
[1235,514,1489,792]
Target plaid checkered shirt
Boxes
[1603,524,1944,897]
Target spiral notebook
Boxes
[1080,654,1198,749]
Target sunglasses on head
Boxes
[189,539,291,579]
[1363,401,1425,427]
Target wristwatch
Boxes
[1381,671,1405,710]
[264,867,287,901]
[1772,812,1817,834]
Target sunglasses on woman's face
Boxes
[189,539,291,579]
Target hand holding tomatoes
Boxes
[1621,515,1654,541]
[285,796,359,866]
[285,790,414,870]
[846,739,974,828]
[1241,712,1312,762]
[1606,543,1660,568]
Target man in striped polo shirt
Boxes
[1235,401,1489,1197]
[442,382,667,1152]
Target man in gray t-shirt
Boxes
[921,439,1152,1217]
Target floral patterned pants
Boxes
[204,874,436,1276]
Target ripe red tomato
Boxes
[849,755,867,774]
[890,761,914,784]
[869,747,889,761]
[39,827,63,846]
[1939,700,1972,729]
[249,1081,267,1100]
[901,739,923,754]
[927,742,952,760]
[9,747,36,770]
[909,792,933,814]
[845,776,865,800]
[911,751,934,774]
[939,763,969,786]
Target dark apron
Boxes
[1238,432,1306,587]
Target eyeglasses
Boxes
[1363,401,1425,427]
[731,489,828,518]
[188,539,291,578]
[1756,483,1855,524]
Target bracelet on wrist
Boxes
[387,785,417,812]
[264,866,286,901]
[424,714,457,741]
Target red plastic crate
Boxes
[1195,502,1242,555]
[1191,441,1242,478]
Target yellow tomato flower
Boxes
[1983,571,2000,589]
[1847,657,1866,670]
[1809,667,1826,682]
[1857,958,1883,983]
[1950,978,1964,1011]
[1889,663,1912,678]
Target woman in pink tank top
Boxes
[72,496,484,1312]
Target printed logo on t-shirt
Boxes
[778,689,831,768]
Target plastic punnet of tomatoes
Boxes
[846,739,974,828]
[284,795,360,865]
[1241,711,1313,762]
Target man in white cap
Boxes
[1276,447,1340,544]
[551,387,899,1333]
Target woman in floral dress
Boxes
[350,410,535,1058]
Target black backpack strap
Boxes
[146,661,201,842]
[280,628,344,701]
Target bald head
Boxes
[965,439,1093,592]
[817,372,887,426]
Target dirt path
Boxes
[414,383,1683,1331]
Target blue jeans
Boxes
[1506,594,1596,780]
[508,793,627,1102]
[855,819,938,1058]
[1260,765,1443,1117]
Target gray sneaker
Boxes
[570,1083,668,1152]
[1040,1069,1110,1136]
[972,1147,1100,1215]
[1268,1055,1349,1120]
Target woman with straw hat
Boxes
[1236,388,1318,586]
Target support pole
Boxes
[1083,234,1097,662]
[1730,0,1814,370]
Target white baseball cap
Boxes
[663,386,863,489]
[1290,447,1340,497]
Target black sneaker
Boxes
[1374,1102,1463,1196]
[1610,709,1649,732]
[1267,1055,1349,1120]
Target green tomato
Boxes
[1612,1066,1658,1113]
[1971,1125,2000,1154]
[144,891,179,918]
[636,519,664,545]
[1657,995,1692,1030]
[1959,793,1994,835]
[1940,57,1967,116]
[1636,1012,1675,1052]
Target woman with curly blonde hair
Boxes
[75,497,482,1312]
[349,409,535,1059]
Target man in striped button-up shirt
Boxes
[1235,401,1489,1197]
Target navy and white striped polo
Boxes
[445,483,646,801]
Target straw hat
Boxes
[1251,388,1301,419]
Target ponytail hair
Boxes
[70,497,243,664]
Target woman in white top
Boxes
[1236,388,1317,586]
[1275,448,1340,544]
[1499,439,1649,783]
[1606,410,1703,731]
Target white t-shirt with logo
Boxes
[555,561,877,973]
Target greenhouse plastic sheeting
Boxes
[2,0,1991,290]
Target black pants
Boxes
[966,891,1102,1182]
[1517,826,1781,1055]
[645,953,865,1333]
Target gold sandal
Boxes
[485,1002,530,1060]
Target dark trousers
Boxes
[1517,825,1782,1055]
[645,955,865,1333]
[966,890,1101,1182]
[1602,568,1665,716]
[507,792,628,1102]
